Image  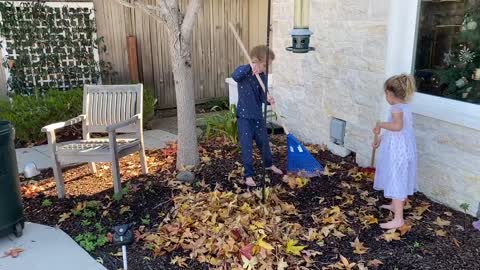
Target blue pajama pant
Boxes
[237,118,273,177]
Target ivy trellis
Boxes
[0,1,108,95]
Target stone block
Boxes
[337,0,370,21]
[369,0,390,21]
[362,38,387,60]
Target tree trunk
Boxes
[168,34,199,169]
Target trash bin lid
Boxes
[0,121,13,143]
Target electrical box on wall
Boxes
[330,118,346,146]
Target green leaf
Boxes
[285,239,305,256]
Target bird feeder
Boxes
[287,0,314,53]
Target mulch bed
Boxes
[19,136,480,270]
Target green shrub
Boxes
[200,105,238,143]
[0,89,83,146]
[143,87,157,128]
[205,97,229,112]
[0,86,157,146]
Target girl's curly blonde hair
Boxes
[384,74,416,101]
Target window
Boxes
[414,0,480,105]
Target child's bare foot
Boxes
[245,177,256,187]
[380,204,393,212]
[380,219,404,229]
[267,165,283,175]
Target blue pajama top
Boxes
[231,64,268,120]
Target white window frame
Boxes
[385,0,480,131]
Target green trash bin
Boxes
[0,121,25,238]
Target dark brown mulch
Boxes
[20,136,480,270]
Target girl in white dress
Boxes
[373,74,417,229]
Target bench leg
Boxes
[52,159,65,198]
[89,162,97,174]
[109,132,122,195]
[139,146,148,174]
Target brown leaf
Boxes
[350,237,369,254]
[170,256,188,267]
[362,215,378,225]
[106,232,113,243]
[452,238,461,247]
[323,165,336,176]
[414,203,431,216]
[398,223,413,236]
[58,212,71,223]
[435,229,447,237]
[336,255,356,270]
[367,259,383,268]
[2,248,24,258]
[277,257,288,270]
[382,229,401,242]
[433,217,451,227]
[120,205,131,215]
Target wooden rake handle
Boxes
[371,133,379,167]
[227,22,289,135]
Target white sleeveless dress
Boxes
[374,103,417,201]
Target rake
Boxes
[227,22,324,179]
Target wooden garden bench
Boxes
[42,84,148,198]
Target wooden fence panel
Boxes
[94,0,268,109]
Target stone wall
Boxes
[271,0,389,167]
[271,0,480,216]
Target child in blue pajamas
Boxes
[231,45,283,187]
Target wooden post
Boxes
[127,36,139,83]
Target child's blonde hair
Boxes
[384,74,416,100]
[250,45,275,62]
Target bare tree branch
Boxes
[165,0,179,10]
[181,0,202,43]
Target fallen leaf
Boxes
[357,263,368,270]
[120,205,131,215]
[277,257,288,270]
[367,259,383,268]
[435,229,447,237]
[452,238,461,247]
[110,251,123,257]
[58,212,71,223]
[240,244,254,260]
[107,233,113,243]
[433,217,451,227]
[2,248,24,258]
[335,255,356,270]
[398,223,412,236]
[323,165,336,176]
[286,239,305,256]
[444,211,453,217]
[241,255,258,270]
[350,237,369,254]
[257,238,274,251]
[362,215,378,225]
[414,203,430,216]
[382,229,401,242]
[332,230,346,239]
[170,255,188,268]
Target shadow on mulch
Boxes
[21,136,480,270]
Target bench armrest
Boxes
[106,114,141,133]
[41,115,86,132]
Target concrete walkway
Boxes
[0,223,106,270]
[15,129,177,173]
